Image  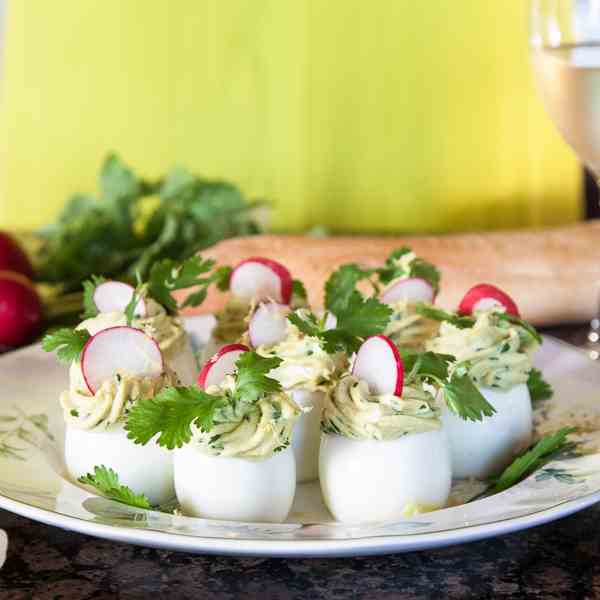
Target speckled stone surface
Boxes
[0,325,597,599]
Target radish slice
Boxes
[380,278,435,305]
[229,257,293,305]
[93,281,146,317]
[197,343,249,389]
[81,326,163,394]
[458,284,520,317]
[352,335,404,396]
[248,302,290,348]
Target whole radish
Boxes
[0,232,34,279]
[0,271,43,347]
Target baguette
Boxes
[180,221,600,326]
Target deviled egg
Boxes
[252,305,341,483]
[378,249,441,351]
[427,286,538,479]
[319,335,451,522]
[60,326,176,505]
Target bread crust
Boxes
[179,221,600,326]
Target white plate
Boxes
[0,318,599,558]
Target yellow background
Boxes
[0,1,582,233]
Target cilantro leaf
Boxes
[81,275,107,319]
[42,328,91,363]
[414,303,475,328]
[325,264,374,316]
[527,368,553,403]
[148,255,216,313]
[486,427,577,495]
[214,266,233,292]
[497,312,543,345]
[335,292,392,339]
[443,372,496,422]
[292,279,308,302]
[78,465,152,509]
[398,349,454,382]
[233,352,283,403]
[287,311,321,338]
[126,352,282,449]
[376,247,441,293]
[125,386,226,449]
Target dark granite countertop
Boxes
[0,325,597,599]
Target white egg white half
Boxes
[319,430,451,523]
[441,382,532,480]
[290,390,324,483]
[65,422,174,506]
[173,445,296,523]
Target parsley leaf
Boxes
[125,352,282,449]
[527,368,553,403]
[147,255,217,313]
[443,372,496,422]
[414,303,475,328]
[42,328,91,363]
[78,465,152,509]
[81,275,107,319]
[126,386,226,449]
[376,247,441,293]
[486,427,577,495]
[325,264,374,316]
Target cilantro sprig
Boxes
[42,328,91,363]
[126,352,282,449]
[376,247,441,293]
[78,465,152,509]
[82,275,107,319]
[527,368,554,403]
[481,427,577,498]
[398,348,496,422]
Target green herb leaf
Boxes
[325,264,374,316]
[125,386,226,449]
[334,292,392,340]
[527,368,553,403]
[414,303,475,328]
[233,352,283,403]
[487,427,577,495]
[148,255,216,313]
[214,266,233,292]
[376,247,441,293]
[41,328,91,363]
[78,465,152,509]
[287,311,321,338]
[81,275,107,319]
[292,279,308,302]
[398,349,454,382]
[443,372,496,422]
[126,352,281,449]
[497,312,543,345]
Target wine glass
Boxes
[530,0,600,357]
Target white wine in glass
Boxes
[531,0,600,354]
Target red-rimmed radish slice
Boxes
[352,335,404,396]
[248,302,290,347]
[229,257,293,305]
[380,277,435,305]
[81,326,163,394]
[197,343,249,389]
[458,284,520,317]
[92,281,146,317]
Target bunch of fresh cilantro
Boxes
[35,154,262,294]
